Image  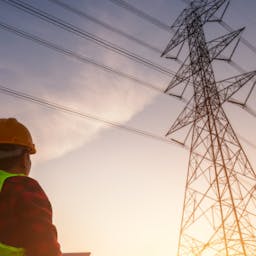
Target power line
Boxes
[109,0,256,58]
[106,0,256,116]
[0,83,182,147]
[0,21,164,94]
[106,0,171,31]
[4,0,253,98]
[0,83,255,151]
[48,0,163,54]
[220,20,256,55]
[2,17,255,118]
[1,0,176,77]
[1,20,255,146]
[0,20,189,103]
[0,12,255,149]
[2,81,255,153]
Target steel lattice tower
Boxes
[161,0,256,255]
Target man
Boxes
[0,118,61,256]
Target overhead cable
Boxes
[108,0,256,102]
[0,84,184,147]
[109,0,256,60]
[0,83,255,150]
[1,1,256,117]
[48,0,162,54]
[1,0,176,77]
[219,20,256,56]
[2,14,256,120]
[0,19,254,148]
[107,0,171,31]
[4,0,252,95]
[1,20,255,119]
[0,21,164,94]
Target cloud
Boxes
[0,59,157,164]
[0,4,166,164]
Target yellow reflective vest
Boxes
[0,170,26,256]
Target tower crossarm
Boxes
[208,27,244,60]
[216,70,256,103]
[195,0,229,24]
[164,28,244,94]
[161,0,229,57]
[166,71,256,136]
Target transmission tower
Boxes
[162,0,256,255]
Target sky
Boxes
[0,0,256,255]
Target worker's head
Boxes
[0,118,36,175]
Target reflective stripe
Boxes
[0,242,25,256]
[0,170,25,192]
[0,170,25,256]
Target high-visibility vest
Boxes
[0,170,26,256]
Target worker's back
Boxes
[0,171,61,256]
[0,118,62,256]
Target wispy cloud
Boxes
[0,59,157,164]
[0,1,167,164]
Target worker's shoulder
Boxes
[2,176,52,211]
[4,175,44,193]
[6,175,39,185]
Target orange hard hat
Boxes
[0,118,36,154]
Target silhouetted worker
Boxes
[0,118,61,256]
